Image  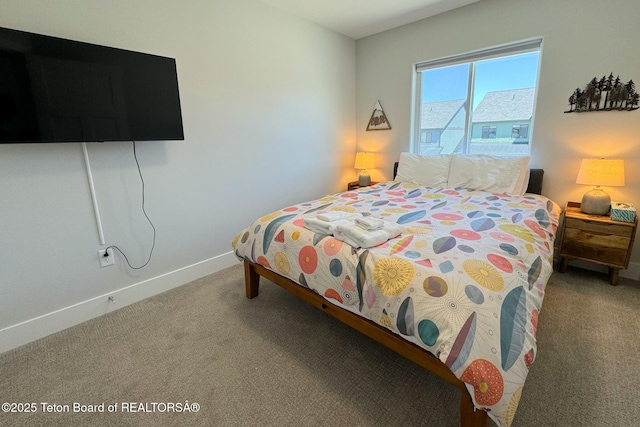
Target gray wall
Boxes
[356,0,640,275]
[0,0,356,351]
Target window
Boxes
[482,126,497,139]
[420,130,440,144]
[414,38,541,157]
[511,124,529,139]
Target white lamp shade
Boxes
[354,152,375,170]
[576,158,625,187]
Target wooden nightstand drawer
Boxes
[564,218,633,238]
[563,227,631,250]
[560,239,629,268]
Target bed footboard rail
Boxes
[243,259,488,427]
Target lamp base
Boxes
[358,172,371,186]
[580,187,611,215]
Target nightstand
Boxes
[558,201,637,285]
[347,181,378,191]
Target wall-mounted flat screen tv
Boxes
[0,26,184,143]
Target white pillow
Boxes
[447,155,530,196]
[517,168,531,195]
[395,152,451,188]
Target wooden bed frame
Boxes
[243,167,545,427]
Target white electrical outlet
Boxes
[98,248,115,267]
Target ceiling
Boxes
[258,0,480,40]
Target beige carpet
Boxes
[1,263,639,427]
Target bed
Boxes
[233,153,560,427]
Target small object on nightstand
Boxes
[347,181,378,191]
[610,201,636,223]
[558,201,637,285]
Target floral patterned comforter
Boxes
[232,181,561,427]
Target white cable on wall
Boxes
[82,142,106,245]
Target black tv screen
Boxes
[0,26,184,143]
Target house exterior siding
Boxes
[471,120,530,144]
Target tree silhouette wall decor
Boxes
[565,73,639,113]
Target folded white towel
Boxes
[355,216,384,230]
[333,232,361,248]
[316,212,355,222]
[334,221,402,248]
[303,217,355,235]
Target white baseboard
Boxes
[0,251,239,354]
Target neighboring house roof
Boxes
[421,99,466,129]
[472,88,535,122]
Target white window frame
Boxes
[411,38,543,156]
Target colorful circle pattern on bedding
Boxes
[232,181,561,427]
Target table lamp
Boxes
[576,158,625,215]
[354,152,375,186]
